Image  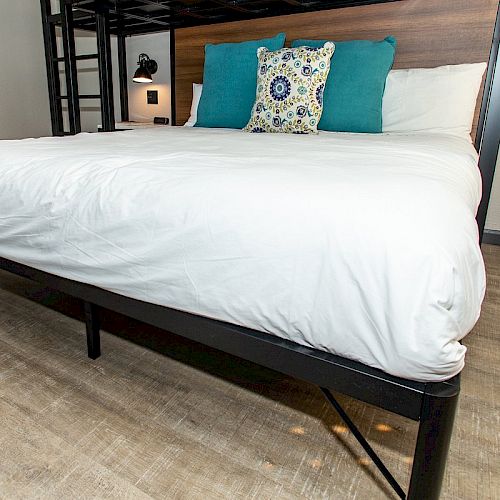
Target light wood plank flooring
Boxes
[0,245,498,499]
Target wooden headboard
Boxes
[174,0,498,139]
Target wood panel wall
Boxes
[175,0,498,138]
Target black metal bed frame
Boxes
[3,1,498,498]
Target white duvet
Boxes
[0,127,485,381]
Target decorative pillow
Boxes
[184,83,203,127]
[244,43,335,134]
[195,33,286,129]
[291,37,396,133]
[382,63,487,139]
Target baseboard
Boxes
[483,229,500,245]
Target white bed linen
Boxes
[0,127,485,381]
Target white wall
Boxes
[126,32,171,123]
[0,0,121,138]
[0,0,51,139]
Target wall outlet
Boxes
[147,90,158,104]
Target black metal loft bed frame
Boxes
[40,0,401,136]
[3,1,498,498]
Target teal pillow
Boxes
[196,33,286,129]
[291,37,396,133]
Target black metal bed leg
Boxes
[83,301,101,359]
[407,377,460,500]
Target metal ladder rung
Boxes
[47,13,61,23]
[54,53,99,62]
[47,11,94,24]
[57,94,101,100]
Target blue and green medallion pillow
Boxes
[195,33,286,129]
[244,43,335,134]
[291,36,397,133]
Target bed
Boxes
[0,127,486,382]
[2,0,500,499]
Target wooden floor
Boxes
[0,245,498,499]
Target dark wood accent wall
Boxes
[175,0,498,138]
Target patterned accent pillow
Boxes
[244,42,335,134]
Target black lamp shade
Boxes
[133,65,153,83]
[133,53,158,83]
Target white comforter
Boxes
[0,127,485,381]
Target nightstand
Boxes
[98,121,169,132]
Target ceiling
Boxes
[67,0,400,35]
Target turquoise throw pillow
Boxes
[291,37,396,133]
[196,33,286,129]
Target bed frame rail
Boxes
[476,5,500,241]
[0,256,426,419]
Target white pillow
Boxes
[382,63,487,138]
[184,83,203,127]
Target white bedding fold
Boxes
[0,127,485,381]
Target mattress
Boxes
[0,127,486,381]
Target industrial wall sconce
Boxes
[133,53,158,83]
